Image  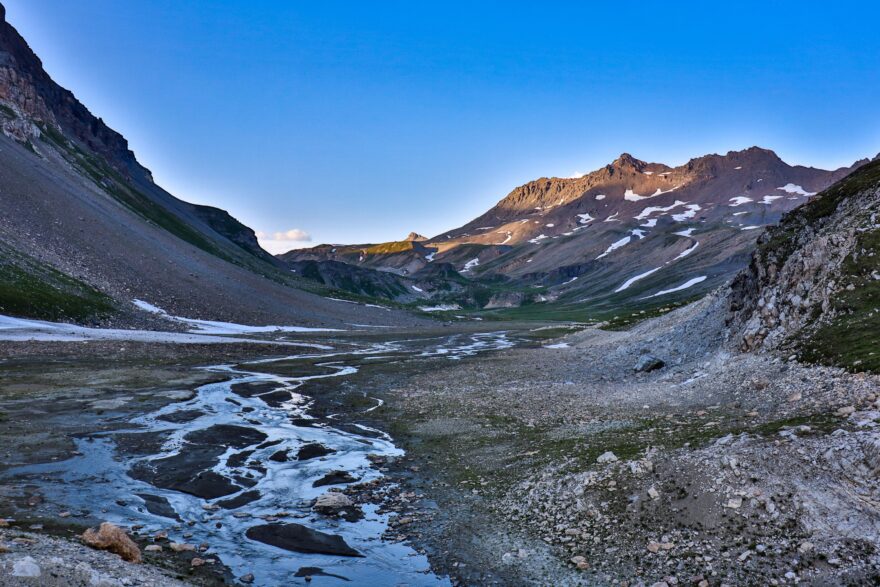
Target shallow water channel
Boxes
[5,332,515,586]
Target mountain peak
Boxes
[406,232,427,242]
[734,146,783,161]
[612,153,646,170]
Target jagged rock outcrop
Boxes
[728,158,880,357]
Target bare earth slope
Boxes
[0,5,420,329]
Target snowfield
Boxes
[0,314,333,346]
[133,300,343,334]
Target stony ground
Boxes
[360,293,880,586]
[0,527,195,586]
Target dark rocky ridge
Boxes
[0,4,424,329]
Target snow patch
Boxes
[0,313,334,346]
[496,231,512,245]
[595,194,606,200]
[411,285,424,292]
[614,267,663,292]
[729,196,753,207]
[624,188,647,201]
[777,183,816,196]
[418,304,461,312]
[760,195,783,204]
[576,213,594,224]
[634,200,688,220]
[133,300,343,334]
[671,204,701,222]
[604,212,620,222]
[673,228,696,237]
[596,236,632,259]
[673,240,699,260]
[646,276,707,298]
[461,258,480,272]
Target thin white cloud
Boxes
[271,228,311,241]
[256,228,313,255]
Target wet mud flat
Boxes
[0,329,526,585]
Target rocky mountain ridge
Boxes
[282,147,872,321]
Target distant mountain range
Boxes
[281,147,876,320]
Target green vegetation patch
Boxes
[363,241,416,255]
[0,244,115,322]
[798,225,880,372]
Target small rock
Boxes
[191,557,206,567]
[597,451,618,464]
[144,545,162,553]
[836,405,856,417]
[240,573,255,584]
[169,542,196,552]
[12,556,41,578]
[648,486,660,500]
[724,497,743,509]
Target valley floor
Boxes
[1,299,879,586]
[363,295,880,586]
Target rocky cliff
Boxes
[729,157,880,370]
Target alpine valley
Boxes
[1,3,880,587]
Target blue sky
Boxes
[5,1,879,253]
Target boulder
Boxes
[297,443,336,461]
[81,522,142,563]
[245,523,362,557]
[634,354,665,372]
[313,470,358,487]
[313,492,354,514]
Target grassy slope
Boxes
[0,243,115,322]
[798,214,880,371]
